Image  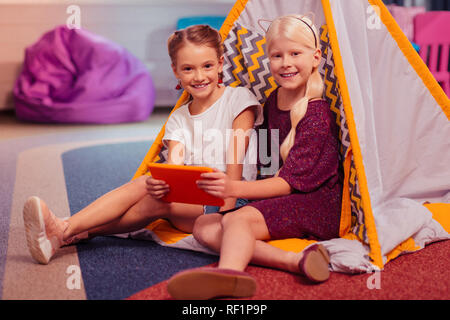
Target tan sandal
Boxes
[298,244,330,283]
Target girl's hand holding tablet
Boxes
[197,168,235,199]
[146,176,170,199]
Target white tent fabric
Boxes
[210,0,450,272]
[324,0,449,269]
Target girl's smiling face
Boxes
[268,35,320,91]
[172,42,223,102]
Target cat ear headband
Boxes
[257,13,318,48]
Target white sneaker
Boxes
[23,196,68,264]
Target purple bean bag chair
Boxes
[13,25,155,124]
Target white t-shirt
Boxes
[162,86,263,181]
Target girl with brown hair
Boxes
[23,25,262,265]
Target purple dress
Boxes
[248,89,342,240]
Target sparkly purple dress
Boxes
[248,89,342,240]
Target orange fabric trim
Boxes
[267,239,317,253]
[368,0,450,120]
[219,0,248,41]
[364,202,449,263]
[321,0,383,269]
[132,91,189,180]
[424,203,450,233]
[145,220,191,244]
[385,237,421,263]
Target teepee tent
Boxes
[130,0,450,273]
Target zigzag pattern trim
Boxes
[318,26,367,243]
[222,23,276,102]
[350,160,369,244]
[223,28,245,87]
[319,26,350,159]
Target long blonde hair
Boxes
[265,15,324,162]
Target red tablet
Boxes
[147,163,225,206]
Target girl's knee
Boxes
[134,175,148,188]
[123,175,148,195]
[221,210,243,228]
[134,194,170,219]
[221,207,268,237]
[193,214,221,245]
[221,207,255,227]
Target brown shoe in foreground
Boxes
[167,267,256,300]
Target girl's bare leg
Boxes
[194,212,301,273]
[168,209,330,299]
[218,206,272,271]
[87,199,203,237]
[193,214,224,251]
[63,175,203,240]
[63,176,149,239]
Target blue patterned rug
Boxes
[0,127,215,300]
[62,142,216,300]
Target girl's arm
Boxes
[166,140,185,165]
[231,176,292,199]
[221,106,258,210]
[198,170,292,200]
[147,140,185,199]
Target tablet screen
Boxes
[147,163,225,206]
